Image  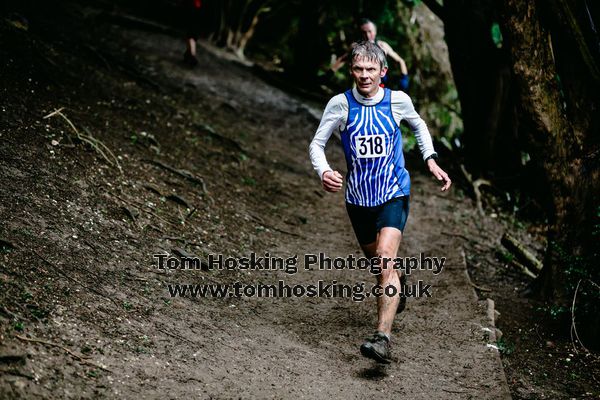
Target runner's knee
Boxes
[375,244,396,260]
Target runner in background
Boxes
[330,18,410,92]
[182,0,202,67]
[359,18,409,91]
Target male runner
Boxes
[309,41,451,363]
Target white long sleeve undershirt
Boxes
[308,87,437,180]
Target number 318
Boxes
[357,136,384,155]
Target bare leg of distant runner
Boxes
[187,38,197,57]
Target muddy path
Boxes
[1,15,511,399]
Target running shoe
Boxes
[360,331,392,364]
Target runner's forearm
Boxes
[309,94,347,179]
[390,91,436,161]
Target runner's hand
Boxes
[322,170,343,192]
[427,160,451,192]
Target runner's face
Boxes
[360,23,377,42]
[350,57,387,98]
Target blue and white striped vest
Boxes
[341,88,410,206]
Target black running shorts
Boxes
[345,196,410,245]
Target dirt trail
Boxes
[1,18,511,399]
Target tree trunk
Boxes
[498,0,600,344]
[424,0,600,345]
[422,0,522,184]
[209,0,269,60]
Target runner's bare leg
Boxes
[361,227,403,335]
[187,38,197,56]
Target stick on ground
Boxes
[15,334,111,372]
